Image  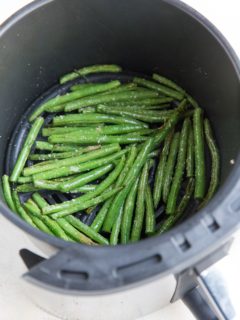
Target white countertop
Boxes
[0,1,239,319]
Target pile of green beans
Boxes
[2,64,220,245]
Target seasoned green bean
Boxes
[10,117,44,182]
[153,99,187,147]
[121,178,139,244]
[24,200,54,235]
[29,81,121,121]
[199,119,220,209]
[43,157,125,215]
[64,91,159,112]
[16,183,41,193]
[24,144,118,176]
[42,127,84,137]
[159,178,195,234]
[96,105,174,123]
[145,184,155,235]
[110,205,124,245]
[30,193,73,241]
[2,175,16,211]
[60,64,122,84]
[186,122,194,177]
[49,133,147,145]
[166,118,190,214]
[152,73,186,94]
[193,108,205,199]
[53,113,149,127]
[17,176,33,184]
[103,138,154,232]
[47,124,146,137]
[66,215,109,245]
[162,132,180,203]
[12,190,36,227]
[51,187,121,219]
[131,162,149,242]
[153,131,173,208]
[59,163,113,192]
[29,150,86,161]
[57,218,96,244]
[133,77,184,100]
[32,149,127,181]
[106,97,173,107]
[90,198,112,232]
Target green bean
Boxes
[47,124,146,137]
[64,91,159,112]
[158,178,195,234]
[131,162,149,242]
[29,150,86,161]
[186,122,194,177]
[10,117,44,182]
[42,127,83,137]
[29,81,121,121]
[153,99,187,147]
[103,83,137,94]
[59,164,113,192]
[46,81,121,110]
[103,138,154,232]
[51,187,121,219]
[57,218,96,244]
[102,104,171,111]
[96,105,174,123]
[36,140,89,152]
[60,64,122,84]
[110,205,124,245]
[198,119,220,209]
[33,180,62,191]
[96,145,138,233]
[2,175,16,211]
[49,132,147,145]
[23,144,118,176]
[162,133,180,203]
[16,183,41,193]
[90,198,112,232]
[133,77,184,100]
[66,215,109,245]
[193,108,205,199]
[12,190,36,227]
[81,107,97,113]
[145,184,155,235]
[105,97,173,107]
[166,118,190,214]
[121,177,139,244]
[70,184,96,193]
[32,192,49,208]
[187,95,199,108]
[43,157,125,215]
[153,131,173,208]
[24,200,54,235]
[71,83,135,94]
[30,193,73,240]
[32,149,127,181]
[53,113,149,127]
[17,176,33,184]
[152,73,186,94]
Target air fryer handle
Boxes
[183,252,238,320]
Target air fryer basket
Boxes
[0,0,239,319]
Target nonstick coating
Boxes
[0,0,239,284]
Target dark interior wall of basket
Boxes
[0,0,239,191]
